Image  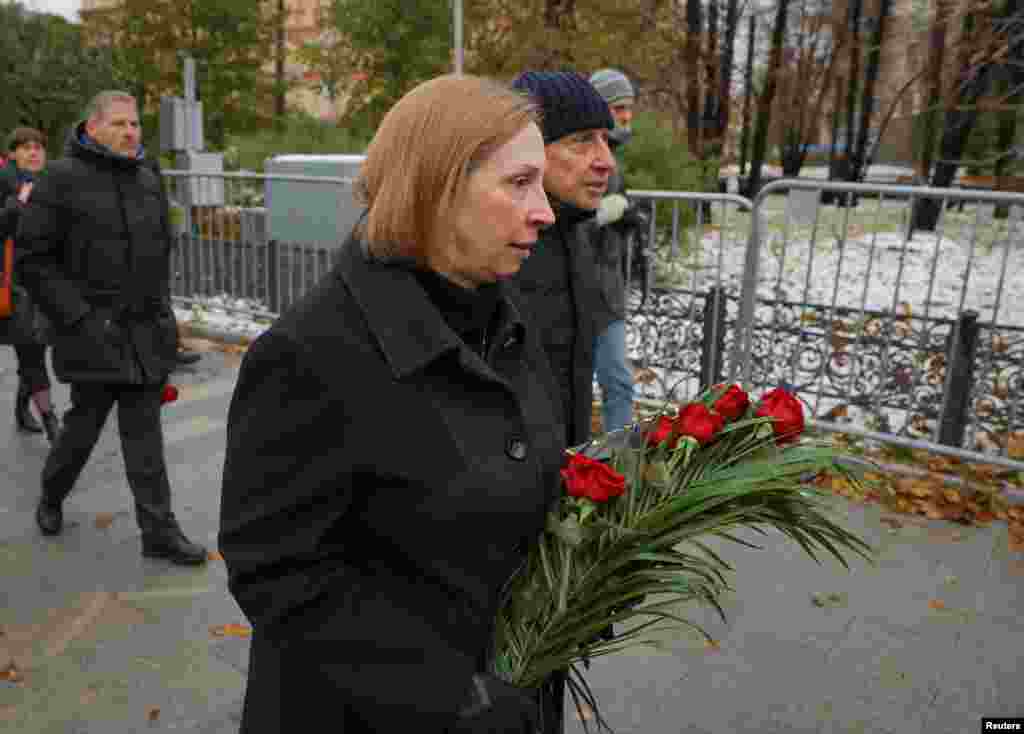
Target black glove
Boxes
[452,672,539,734]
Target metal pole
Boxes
[453,0,464,74]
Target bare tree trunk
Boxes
[274,0,286,126]
[685,0,703,159]
[718,0,739,143]
[836,0,862,194]
[738,12,755,179]
[851,0,892,181]
[993,0,1023,219]
[918,0,949,181]
[912,9,989,232]
[746,0,791,197]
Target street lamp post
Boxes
[453,0,464,74]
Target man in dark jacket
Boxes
[509,71,615,449]
[509,70,616,734]
[16,90,207,565]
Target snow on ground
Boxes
[658,197,1024,326]
[173,295,273,341]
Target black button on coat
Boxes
[15,124,177,385]
[219,236,566,734]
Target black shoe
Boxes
[15,384,43,434]
[141,529,208,565]
[175,350,201,366]
[36,499,63,535]
[40,410,61,446]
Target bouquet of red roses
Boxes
[490,385,871,731]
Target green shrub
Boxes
[222,113,373,171]
[618,111,707,244]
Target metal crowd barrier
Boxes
[734,179,1024,468]
[161,170,1024,468]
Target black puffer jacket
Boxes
[16,124,177,385]
[507,200,601,447]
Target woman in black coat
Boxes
[219,75,564,734]
[0,127,58,442]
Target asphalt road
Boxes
[1,343,1021,734]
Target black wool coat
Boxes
[15,125,177,385]
[506,201,602,448]
[219,237,566,734]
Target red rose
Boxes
[712,384,750,421]
[161,384,179,405]
[645,415,677,448]
[674,403,725,445]
[560,454,627,503]
[755,387,805,444]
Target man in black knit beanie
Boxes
[508,71,615,452]
[508,70,616,734]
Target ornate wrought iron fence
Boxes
[629,179,1024,468]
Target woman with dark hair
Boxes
[219,74,562,733]
[0,127,59,442]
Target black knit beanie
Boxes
[511,71,614,145]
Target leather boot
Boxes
[141,526,208,565]
[36,497,64,535]
[15,383,42,433]
[40,410,61,446]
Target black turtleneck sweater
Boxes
[413,268,502,360]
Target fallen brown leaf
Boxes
[207,550,224,562]
[1007,506,1024,522]
[3,664,21,683]
[1009,535,1024,553]
[927,456,958,473]
[928,599,946,611]
[574,702,595,721]
[210,624,251,638]
[922,501,946,520]
[879,516,903,529]
[146,706,160,722]
[942,488,963,504]
[824,405,849,420]
[1008,432,1024,460]
[94,513,116,530]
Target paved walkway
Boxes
[0,345,1021,733]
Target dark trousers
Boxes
[41,382,176,536]
[13,343,50,393]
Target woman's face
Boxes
[442,122,554,288]
[13,141,46,173]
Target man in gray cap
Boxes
[587,68,643,432]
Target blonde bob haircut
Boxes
[356,74,539,263]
